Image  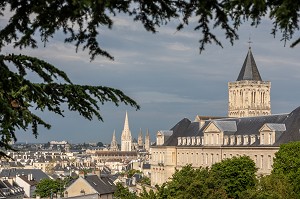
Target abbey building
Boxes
[228,48,271,117]
[150,47,300,186]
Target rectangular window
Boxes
[261,155,264,169]
[268,155,272,169]
[172,152,175,163]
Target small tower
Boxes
[121,111,132,151]
[110,130,119,151]
[138,128,143,149]
[228,47,271,117]
[145,129,150,152]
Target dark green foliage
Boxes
[156,165,227,199]
[210,156,257,198]
[0,1,299,60]
[140,176,151,185]
[1,0,300,157]
[272,141,300,197]
[0,54,139,156]
[114,183,137,199]
[35,178,61,198]
[240,174,296,199]
[96,142,104,147]
[126,169,142,178]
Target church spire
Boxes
[123,111,130,135]
[110,130,118,151]
[236,47,262,81]
[121,111,132,151]
[138,128,143,148]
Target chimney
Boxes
[79,171,85,178]
[94,169,101,178]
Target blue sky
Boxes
[2,14,299,144]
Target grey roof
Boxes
[263,123,286,131]
[0,169,49,182]
[237,48,262,81]
[157,130,173,136]
[84,175,116,195]
[212,121,237,132]
[142,163,151,170]
[157,106,300,147]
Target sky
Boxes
[2,11,300,144]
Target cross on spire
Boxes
[248,37,252,48]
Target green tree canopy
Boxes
[113,183,137,199]
[1,0,300,156]
[240,174,296,199]
[209,156,257,199]
[35,178,61,198]
[272,141,300,196]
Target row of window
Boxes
[176,152,273,170]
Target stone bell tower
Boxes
[228,47,271,117]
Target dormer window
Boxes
[230,135,235,145]
[223,135,229,145]
[243,135,249,145]
[196,136,201,145]
[177,137,182,145]
[187,137,191,145]
[191,137,196,145]
[250,135,256,144]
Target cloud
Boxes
[133,91,199,104]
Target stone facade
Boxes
[228,48,271,117]
[150,48,300,186]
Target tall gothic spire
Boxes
[123,111,130,136]
[110,130,118,151]
[138,128,143,147]
[237,47,262,81]
[121,111,132,151]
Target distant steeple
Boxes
[110,130,118,151]
[145,129,150,151]
[237,47,262,81]
[121,111,132,151]
[138,128,143,148]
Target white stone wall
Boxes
[150,145,278,186]
[228,80,271,117]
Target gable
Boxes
[259,124,272,132]
[66,177,97,197]
[203,122,221,133]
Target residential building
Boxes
[64,173,116,199]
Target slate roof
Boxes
[84,175,116,195]
[0,180,24,198]
[156,106,300,147]
[262,123,286,131]
[237,47,262,81]
[0,169,49,182]
[212,121,237,133]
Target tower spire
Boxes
[123,111,130,133]
[236,47,262,81]
[121,111,132,151]
[110,130,118,151]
